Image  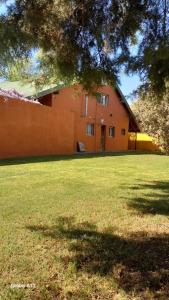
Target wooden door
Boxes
[101,125,106,151]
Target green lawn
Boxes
[0,152,169,300]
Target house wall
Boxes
[0,84,129,159]
[51,84,129,152]
[0,97,74,159]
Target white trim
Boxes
[85,95,88,116]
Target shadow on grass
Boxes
[0,151,162,166]
[128,181,169,216]
[27,217,169,298]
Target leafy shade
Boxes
[0,0,169,92]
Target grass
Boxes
[0,152,169,300]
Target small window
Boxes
[121,128,126,136]
[96,93,109,106]
[103,95,109,106]
[86,124,94,136]
[109,127,115,137]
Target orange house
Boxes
[0,83,139,159]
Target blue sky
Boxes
[0,1,13,13]
[0,1,141,100]
[119,73,140,101]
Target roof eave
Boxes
[115,84,140,132]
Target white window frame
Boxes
[86,123,94,136]
[97,93,109,106]
[109,126,115,137]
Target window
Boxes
[96,93,109,106]
[86,124,94,136]
[121,128,126,136]
[85,95,88,116]
[101,78,107,85]
[109,127,115,137]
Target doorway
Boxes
[101,125,106,151]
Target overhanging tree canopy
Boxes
[0,0,169,92]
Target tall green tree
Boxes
[0,0,168,92]
[132,86,169,154]
[128,0,169,94]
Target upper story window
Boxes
[121,128,126,136]
[101,79,107,85]
[96,93,109,106]
[86,123,94,136]
[109,126,115,137]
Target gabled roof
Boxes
[0,81,66,98]
[0,88,40,104]
[0,80,140,132]
[0,81,35,97]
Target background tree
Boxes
[0,57,33,81]
[132,87,169,154]
[0,0,168,92]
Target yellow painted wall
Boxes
[128,133,159,151]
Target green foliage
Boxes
[132,86,169,153]
[0,0,169,93]
[128,0,169,94]
[0,57,32,81]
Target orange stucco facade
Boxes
[0,84,129,159]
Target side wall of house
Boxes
[0,97,74,159]
[51,85,129,152]
[0,84,129,159]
